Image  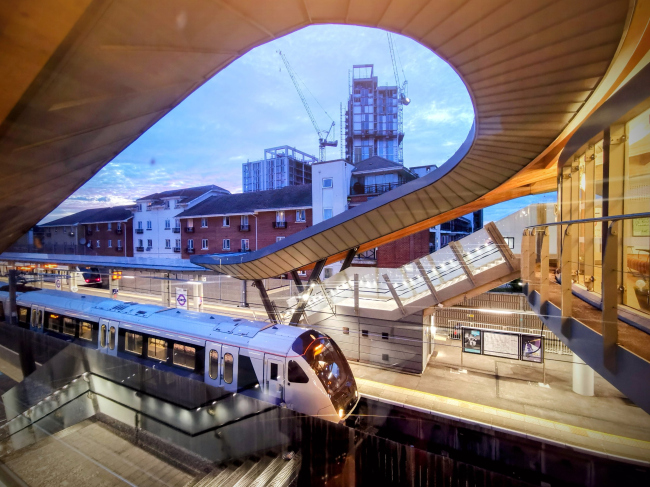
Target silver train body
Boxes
[0,289,359,422]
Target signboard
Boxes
[483,331,519,360]
[55,277,62,291]
[521,335,544,363]
[112,288,119,296]
[462,329,482,354]
[176,288,188,309]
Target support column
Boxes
[528,228,537,295]
[8,269,17,325]
[353,273,359,316]
[540,227,550,309]
[290,270,304,294]
[340,247,359,272]
[561,225,573,337]
[572,353,595,396]
[109,269,119,299]
[602,221,619,372]
[415,260,439,303]
[161,272,171,307]
[240,280,249,307]
[484,221,517,271]
[570,156,580,279]
[448,241,475,286]
[254,279,280,324]
[289,260,326,326]
[383,274,406,316]
[521,229,530,294]
[584,145,596,290]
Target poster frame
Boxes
[520,334,545,363]
[481,329,521,360]
[461,327,482,355]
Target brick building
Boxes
[38,206,134,257]
[175,185,312,266]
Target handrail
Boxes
[524,212,650,230]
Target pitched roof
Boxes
[352,155,407,173]
[41,206,133,227]
[175,185,312,218]
[136,184,230,203]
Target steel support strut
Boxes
[340,247,359,272]
[253,280,280,324]
[289,259,326,326]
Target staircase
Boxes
[190,452,301,487]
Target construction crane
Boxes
[277,50,337,161]
[387,33,411,106]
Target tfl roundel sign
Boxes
[175,288,188,309]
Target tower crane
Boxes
[387,33,411,106]
[277,50,337,161]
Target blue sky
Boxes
[45,24,552,223]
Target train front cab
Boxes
[286,331,359,422]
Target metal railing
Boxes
[522,212,650,372]
[350,181,403,196]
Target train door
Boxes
[204,342,222,388]
[265,355,285,401]
[30,306,44,333]
[99,319,119,355]
[221,344,239,393]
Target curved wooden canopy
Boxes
[1,0,648,279]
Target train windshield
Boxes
[292,331,357,414]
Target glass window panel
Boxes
[224,353,234,384]
[63,317,76,336]
[288,360,309,383]
[109,327,116,350]
[209,350,219,380]
[79,321,93,341]
[173,343,195,369]
[100,324,106,347]
[47,314,61,332]
[125,332,143,355]
[148,337,167,361]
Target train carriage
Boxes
[0,289,359,422]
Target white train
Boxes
[0,289,359,422]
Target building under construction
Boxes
[345,64,405,164]
[242,145,316,193]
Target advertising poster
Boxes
[462,329,482,354]
[521,335,544,363]
[483,331,519,359]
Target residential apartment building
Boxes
[242,146,316,193]
[345,64,405,164]
[37,207,134,257]
[132,185,229,258]
[175,185,312,264]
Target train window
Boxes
[209,350,219,379]
[31,309,37,326]
[223,353,234,384]
[148,337,167,361]
[62,317,76,336]
[100,324,106,347]
[18,307,29,324]
[37,310,43,328]
[125,332,143,355]
[288,360,309,383]
[109,326,116,350]
[79,321,93,341]
[173,344,196,369]
[270,362,279,381]
[47,313,61,333]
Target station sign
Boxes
[176,288,188,309]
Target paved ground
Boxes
[0,420,194,487]
[353,343,650,463]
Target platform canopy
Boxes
[1,0,647,279]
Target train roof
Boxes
[7,289,307,357]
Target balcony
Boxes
[273,221,287,229]
[172,227,181,233]
[173,247,181,253]
[116,246,123,252]
[239,224,250,231]
[115,228,122,235]
[86,229,92,236]
[135,228,144,234]
[238,248,251,253]
[186,247,195,254]
[135,246,144,252]
[350,181,404,196]
[185,227,195,233]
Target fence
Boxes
[438,319,572,356]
